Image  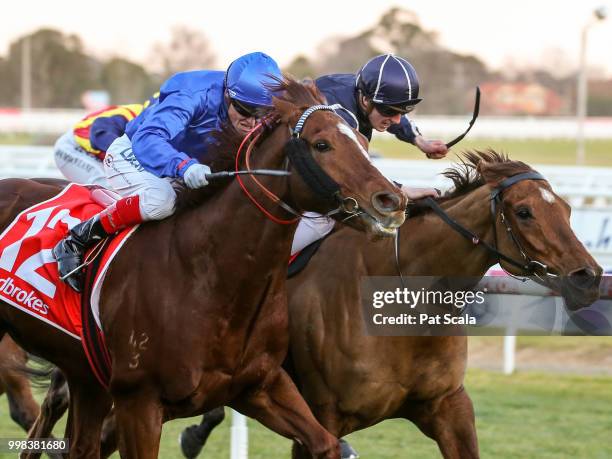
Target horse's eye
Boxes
[313,141,331,152]
[516,208,532,220]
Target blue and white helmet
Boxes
[356,54,422,109]
[224,52,282,108]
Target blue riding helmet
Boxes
[224,52,282,108]
[356,54,422,108]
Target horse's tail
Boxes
[0,354,56,389]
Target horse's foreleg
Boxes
[231,369,339,459]
[408,386,479,459]
[63,379,111,459]
[179,407,226,459]
[113,388,163,459]
[100,407,118,459]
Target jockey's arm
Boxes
[388,116,449,159]
[90,116,129,152]
[130,90,203,178]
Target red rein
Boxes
[234,123,299,225]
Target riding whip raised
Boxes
[445,86,480,148]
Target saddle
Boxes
[0,184,137,388]
[288,237,326,278]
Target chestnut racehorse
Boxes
[175,150,602,458]
[286,151,601,458]
[0,77,406,458]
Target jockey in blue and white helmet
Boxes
[316,53,448,159]
[54,52,282,292]
[291,54,448,256]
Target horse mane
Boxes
[407,149,534,216]
[176,75,326,210]
[443,149,533,199]
[204,76,326,172]
[271,76,327,109]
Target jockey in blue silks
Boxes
[291,53,449,255]
[54,52,282,292]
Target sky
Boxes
[2,0,612,77]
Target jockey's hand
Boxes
[401,186,441,201]
[184,164,211,189]
[415,135,448,159]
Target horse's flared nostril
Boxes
[568,267,599,290]
[372,191,402,213]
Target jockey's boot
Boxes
[53,196,142,292]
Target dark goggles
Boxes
[373,103,415,117]
[231,99,264,118]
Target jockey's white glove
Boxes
[183,164,211,189]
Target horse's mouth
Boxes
[373,220,398,236]
[359,212,402,238]
[542,276,601,311]
[561,284,601,311]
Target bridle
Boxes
[235,104,364,225]
[394,171,560,286]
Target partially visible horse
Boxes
[286,151,601,458]
[0,336,66,459]
[0,335,40,434]
[177,151,602,458]
[0,77,406,459]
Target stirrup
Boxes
[60,239,106,278]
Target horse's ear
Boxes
[273,98,300,124]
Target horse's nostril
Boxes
[372,191,401,212]
[569,267,599,289]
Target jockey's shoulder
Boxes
[161,70,225,97]
[315,73,356,92]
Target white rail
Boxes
[2,111,612,139]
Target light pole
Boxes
[576,6,607,165]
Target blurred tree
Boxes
[317,32,379,75]
[285,55,316,79]
[310,7,490,114]
[101,58,159,104]
[151,26,216,79]
[3,29,100,108]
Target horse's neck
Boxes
[395,186,497,277]
[176,126,297,267]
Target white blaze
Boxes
[539,187,556,203]
[336,122,396,189]
[337,123,371,161]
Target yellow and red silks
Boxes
[73,104,143,156]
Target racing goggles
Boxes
[231,99,265,119]
[373,103,415,117]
